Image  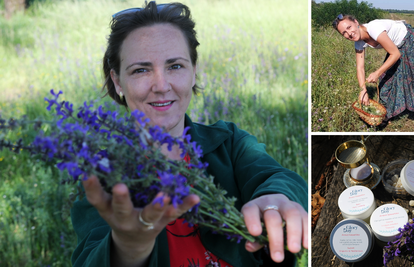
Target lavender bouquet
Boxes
[383,219,414,266]
[1,90,306,261]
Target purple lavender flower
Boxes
[1,89,278,251]
[32,136,59,159]
[45,89,63,112]
[157,171,190,208]
[134,183,160,207]
[383,220,414,266]
[60,234,65,248]
[57,161,85,178]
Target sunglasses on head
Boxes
[332,14,344,28]
[112,1,176,18]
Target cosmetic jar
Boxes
[330,219,374,262]
[338,185,376,224]
[400,160,414,196]
[370,204,408,244]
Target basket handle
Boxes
[359,81,379,107]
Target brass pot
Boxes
[335,140,368,169]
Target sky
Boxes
[314,0,414,11]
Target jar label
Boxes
[339,186,374,215]
[331,223,369,260]
[370,204,408,237]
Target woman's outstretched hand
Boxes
[241,194,308,263]
[359,89,370,105]
[82,175,200,267]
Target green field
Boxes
[311,12,414,132]
[0,0,308,266]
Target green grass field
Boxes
[0,0,308,266]
[311,13,414,132]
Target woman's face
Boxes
[337,19,360,41]
[111,23,196,137]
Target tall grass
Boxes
[0,0,308,266]
[311,13,414,132]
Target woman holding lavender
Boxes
[71,2,308,266]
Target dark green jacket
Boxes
[71,115,308,267]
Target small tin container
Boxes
[330,219,374,263]
[338,185,376,224]
[370,204,408,243]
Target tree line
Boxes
[312,0,386,28]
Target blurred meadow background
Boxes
[0,0,308,266]
[312,0,414,132]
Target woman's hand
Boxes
[366,72,379,83]
[241,194,308,263]
[83,175,200,267]
[359,89,369,105]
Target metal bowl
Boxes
[335,140,367,169]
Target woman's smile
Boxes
[149,100,175,111]
[348,32,357,41]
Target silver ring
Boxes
[139,211,154,230]
[263,205,279,212]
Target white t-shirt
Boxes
[355,19,407,50]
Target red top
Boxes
[166,154,232,267]
[166,219,232,267]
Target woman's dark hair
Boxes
[332,14,357,32]
[103,1,201,106]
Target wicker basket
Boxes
[351,82,387,126]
